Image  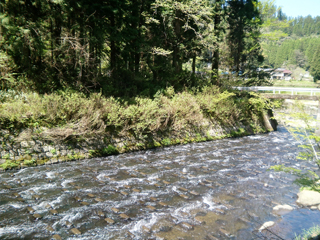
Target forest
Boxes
[0,0,265,97]
[260,3,320,81]
[1,0,320,97]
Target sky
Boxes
[273,0,320,18]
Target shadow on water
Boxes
[0,126,319,239]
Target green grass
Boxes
[295,225,320,240]
[273,80,320,88]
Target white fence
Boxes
[235,86,320,96]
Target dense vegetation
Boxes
[260,1,320,81]
[0,87,269,143]
[0,0,265,96]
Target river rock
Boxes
[87,193,95,198]
[13,193,20,198]
[190,191,200,196]
[46,226,54,232]
[206,234,219,240]
[158,202,168,207]
[45,203,52,209]
[178,187,188,192]
[27,207,35,214]
[50,209,58,215]
[74,197,82,202]
[194,216,205,224]
[181,222,194,230]
[70,228,81,235]
[120,191,129,196]
[95,198,104,202]
[146,205,156,211]
[259,221,275,231]
[272,204,294,215]
[132,188,141,193]
[32,195,41,200]
[105,218,115,224]
[51,234,62,240]
[119,213,130,220]
[33,213,42,219]
[111,207,120,213]
[215,208,225,214]
[80,201,89,206]
[97,211,105,217]
[297,190,320,206]
[65,221,73,228]
[150,197,157,201]
[179,194,188,199]
[142,226,151,233]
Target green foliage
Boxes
[23,159,36,166]
[0,0,265,95]
[295,225,320,240]
[0,87,268,142]
[271,101,320,193]
[0,160,19,170]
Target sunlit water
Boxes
[0,126,320,240]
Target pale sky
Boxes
[274,0,320,18]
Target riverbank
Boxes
[0,87,277,170]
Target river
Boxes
[0,126,320,240]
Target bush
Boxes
[0,87,269,142]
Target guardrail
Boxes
[234,86,320,96]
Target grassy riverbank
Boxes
[0,87,275,170]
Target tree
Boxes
[310,46,320,81]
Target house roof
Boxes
[283,70,292,74]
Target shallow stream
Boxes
[1,126,320,240]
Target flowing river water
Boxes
[1,126,320,240]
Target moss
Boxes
[153,141,161,147]
[24,159,36,166]
[0,160,19,170]
[230,128,247,137]
[161,138,171,146]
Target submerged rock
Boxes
[146,205,156,211]
[33,213,42,219]
[259,221,275,232]
[70,228,81,235]
[105,218,115,224]
[142,226,151,233]
[181,222,193,230]
[297,190,320,206]
[132,188,141,193]
[158,202,168,207]
[97,211,105,217]
[49,209,58,215]
[27,207,35,214]
[272,204,293,215]
[111,207,120,213]
[46,226,54,232]
[51,234,62,240]
[119,213,130,220]
[65,220,73,228]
